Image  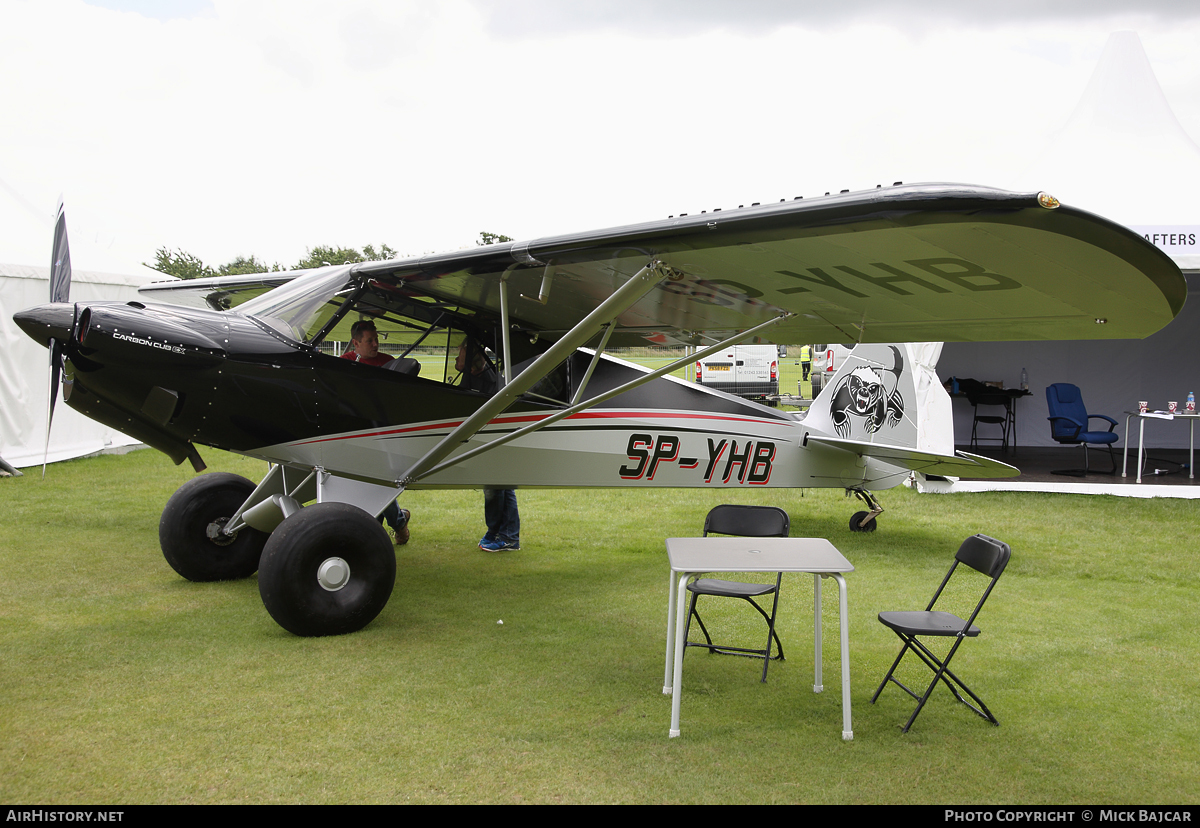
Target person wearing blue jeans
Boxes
[381,501,410,545]
[480,488,519,551]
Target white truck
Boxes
[695,344,779,406]
[810,344,854,396]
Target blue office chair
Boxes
[1046,383,1118,476]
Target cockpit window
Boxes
[237,266,357,342]
[237,265,565,401]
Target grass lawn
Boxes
[2,447,1197,804]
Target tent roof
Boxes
[0,261,160,288]
[1019,31,1200,272]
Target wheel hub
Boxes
[205,517,237,547]
[317,557,351,591]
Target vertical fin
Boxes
[804,343,950,451]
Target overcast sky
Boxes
[3,0,1200,275]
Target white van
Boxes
[695,344,779,405]
[810,344,854,395]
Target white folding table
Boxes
[662,536,854,740]
[1122,410,1199,483]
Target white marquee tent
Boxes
[1,263,155,469]
[940,31,1200,450]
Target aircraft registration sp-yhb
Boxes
[14,184,1186,636]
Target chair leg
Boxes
[902,636,998,732]
[1079,443,1118,476]
[874,632,999,732]
[683,592,785,679]
[871,638,914,703]
[903,637,961,733]
[683,593,716,657]
[759,584,783,683]
[739,596,785,664]
[1099,443,1117,475]
[1052,444,1095,477]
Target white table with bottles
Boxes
[1121,396,1199,483]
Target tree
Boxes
[148,242,400,278]
[294,244,397,269]
[477,231,513,246]
[361,244,398,261]
[218,255,280,276]
[146,247,214,280]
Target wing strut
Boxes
[498,265,516,382]
[398,260,673,484]
[571,322,616,406]
[408,313,790,483]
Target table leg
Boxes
[832,573,853,741]
[664,570,677,695]
[670,573,691,738]
[1137,418,1146,484]
[1007,398,1016,454]
[1191,419,1195,480]
[812,573,823,693]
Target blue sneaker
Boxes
[480,539,520,552]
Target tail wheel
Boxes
[849,511,878,532]
[258,502,395,637]
[159,473,268,581]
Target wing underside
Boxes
[139,183,1186,346]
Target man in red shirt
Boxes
[338,319,410,542]
[340,320,393,367]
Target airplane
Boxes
[13,183,1185,637]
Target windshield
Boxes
[237,265,358,342]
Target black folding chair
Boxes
[871,534,1011,732]
[967,390,1012,452]
[683,504,791,683]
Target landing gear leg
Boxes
[847,488,883,532]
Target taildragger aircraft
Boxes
[14,184,1185,635]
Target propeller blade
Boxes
[42,337,63,479]
[43,201,72,478]
[50,200,72,304]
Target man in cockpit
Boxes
[340,320,393,367]
[454,339,499,393]
[340,318,411,543]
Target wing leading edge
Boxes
[141,183,1186,346]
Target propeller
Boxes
[42,200,73,478]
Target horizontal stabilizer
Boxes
[806,435,1020,478]
[139,272,302,310]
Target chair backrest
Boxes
[385,357,422,376]
[703,505,790,538]
[955,534,1011,579]
[928,533,1011,621]
[968,391,1010,408]
[1046,383,1087,441]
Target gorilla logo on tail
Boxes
[829,346,905,438]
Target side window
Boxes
[451,335,501,393]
